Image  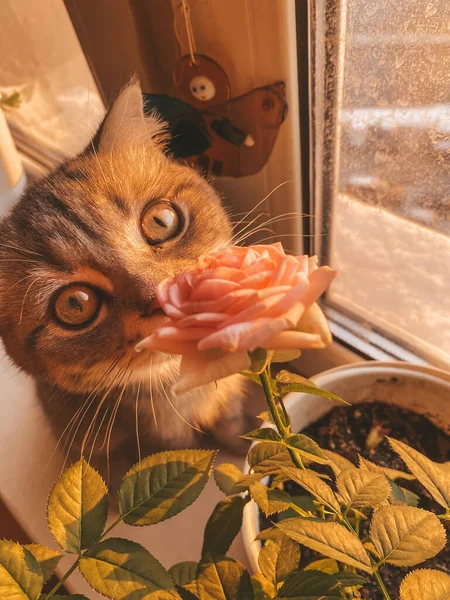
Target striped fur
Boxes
[0,82,249,484]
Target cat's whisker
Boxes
[86,360,129,457]
[86,361,129,465]
[0,258,41,264]
[60,355,124,469]
[148,356,158,430]
[7,273,39,293]
[228,180,292,234]
[232,212,306,243]
[231,212,314,247]
[229,213,265,245]
[104,360,134,483]
[19,278,41,325]
[0,243,43,257]
[135,380,142,464]
[101,359,133,452]
[157,368,206,435]
[232,227,277,246]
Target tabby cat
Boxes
[0,82,251,483]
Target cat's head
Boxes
[0,82,232,393]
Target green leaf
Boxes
[334,572,367,588]
[271,350,301,363]
[276,518,371,573]
[242,428,282,442]
[118,449,216,525]
[276,380,347,404]
[401,487,420,507]
[248,348,271,374]
[250,481,291,516]
[175,585,199,600]
[358,455,415,482]
[389,437,450,509]
[168,562,198,597]
[213,463,261,496]
[79,537,178,599]
[370,506,446,566]
[53,596,90,599]
[257,411,274,424]
[276,370,317,385]
[24,544,62,584]
[169,562,198,587]
[0,90,22,109]
[400,569,450,600]
[324,451,355,476]
[304,558,339,574]
[248,442,293,475]
[359,455,414,506]
[256,526,285,542]
[275,370,317,387]
[277,570,341,599]
[283,435,330,465]
[197,555,254,600]
[251,573,276,600]
[47,458,108,553]
[337,468,391,509]
[258,537,300,587]
[0,541,43,600]
[202,497,247,556]
[281,468,341,513]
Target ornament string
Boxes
[174,0,198,65]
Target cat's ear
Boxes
[87,79,166,154]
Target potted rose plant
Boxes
[1,243,449,600]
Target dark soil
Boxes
[259,401,450,599]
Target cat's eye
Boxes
[141,202,181,245]
[53,285,102,328]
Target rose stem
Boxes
[259,366,305,470]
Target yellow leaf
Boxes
[400,569,450,600]
[370,506,446,566]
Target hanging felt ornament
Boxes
[143,0,288,178]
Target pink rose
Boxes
[136,243,336,393]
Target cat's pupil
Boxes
[53,285,101,328]
[141,202,180,245]
[153,216,167,228]
[68,294,85,312]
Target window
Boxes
[311,0,450,368]
[0,0,103,169]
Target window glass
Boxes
[315,0,450,367]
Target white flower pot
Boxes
[242,360,450,573]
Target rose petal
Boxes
[198,304,304,352]
[173,350,250,394]
[168,284,183,307]
[163,303,186,319]
[181,288,255,314]
[239,270,273,289]
[262,272,309,316]
[135,335,198,355]
[177,312,229,327]
[190,279,241,301]
[266,330,326,349]
[155,326,216,340]
[235,304,305,351]
[296,302,332,346]
[302,266,337,308]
